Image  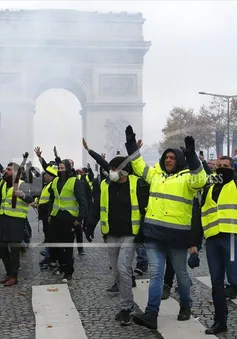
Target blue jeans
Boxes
[136,244,148,270]
[145,240,191,313]
[206,233,237,324]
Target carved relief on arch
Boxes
[99,74,137,97]
[104,117,131,158]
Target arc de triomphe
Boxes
[0,9,150,165]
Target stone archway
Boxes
[0,9,150,165]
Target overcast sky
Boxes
[1,1,237,167]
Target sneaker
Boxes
[39,258,49,266]
[53,267,64,276]
[115,306,135,321]
[116,309,132,326]
[107,283,119,292]
[225,285,237,299]
[162,284,171,300]
[41,263,49,270]
[0,276,10,284]
[133,311,158,330]
[177,307,191,321]
[62,274,72,283]
[134,266,148,276]
[205,321,227,335]
[49,262,57,268]
[78,249,85,256]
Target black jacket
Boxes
[88,176,149,237]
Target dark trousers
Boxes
[75,226,83,253]
[164,255,175,287]
[0,243,21,278]
[42,219,49,241]
[49,217,75,275]
[42,218,52,259]
[24,218,32,244]
[136,244,148,270]
[206,233,237,324]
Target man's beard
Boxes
[3,173,13,186]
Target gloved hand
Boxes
[23,152,29,159]
[83,224,94,242]
[125,125,136,144]
[188,252,200,269]
[134,233,145,244]
[180,136,195,157]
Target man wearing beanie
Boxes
[125,125,206,331]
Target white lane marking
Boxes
[133,279,216,338]
[32,284,87,339]
[196,275,237,305]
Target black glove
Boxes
[84,225,94,242]
[23,152,29,159]
[180,136,195,157]
[134,234,145,244]
[188,252,200,269]
[125,125,136,144]
[55,156,61,165]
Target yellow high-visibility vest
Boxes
[100,175,141,235]
[38,182,52,205]
[50,177,79,217]
[130,153,207,231]
[0,180,29,218]
[201,180,237,239]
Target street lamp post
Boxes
[199,91,237,156]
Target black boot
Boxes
[161,284,171,300]
[177,307,191,321]
[205,322,227,335]
[39,258,49,269]
[225,285,237,299]
[133,311,158,330]
[134,265,148,276]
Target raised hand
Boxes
[82,138,89,151]
[34,147,42,158]
[137,139,143,149]
[53,146,58,158]
[180,136,195,157]
[125,125,136,143]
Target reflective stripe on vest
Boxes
[100,175,141,235]
[0,180,29,218]
[39,182,52,205]
[50,177,79,217]
[144,169,194,231]
[201,181,237,239]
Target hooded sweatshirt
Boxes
[126,140,204,248]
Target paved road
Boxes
[0,210,237,339]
